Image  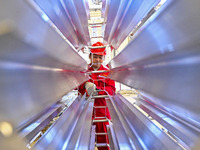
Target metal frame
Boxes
[106,93,183,149]
[134,96,200,149]
[0,0,88,132]
[19,103,64,145]
[103,0,160,49]
[34,94,94,150]
[109,0,200,143]
[33,0,91,49]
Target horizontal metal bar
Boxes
[94,106,107,108]
[94,117,107,119]
[93,119,108,123]
[96,143,110,147]
[86,70,110,74]
[88,46,106,49]
[92,95,110,99]
[88,22,104,25]
[95,133,107,135]
[91,36,103,38]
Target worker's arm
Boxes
[77,82,87,96]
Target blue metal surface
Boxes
[104,0,160,49]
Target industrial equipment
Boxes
[1,0,200,149]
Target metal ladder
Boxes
[88,69,112,149]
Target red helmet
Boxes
[90,42,106,56]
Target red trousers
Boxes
[93,105,110,150]
[93,121,110,150]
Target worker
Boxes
[78,42,116,150]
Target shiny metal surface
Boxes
[87,70,110,74]
[109,0,200,131]
[34,94,94,150]
[104,0,160,49]
[90,125,96,150]
[1,0,200,149]
[106,122,118,150]
[135,98,200,149]
[0,0,88,130]
[88,46,106,49]
[34,0,91,49]
[106,94,182,149]
[106,105,134,150]
[91,95,110,99]
[19,103,64,143]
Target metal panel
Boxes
[135,98,200,149]
[34,0,91,49]
[34,94,94,150]
[106,94,182,149]
[19,103,64,143]
[104,0,160,49]
[109,0,200,132]
[0,0,88,130]
[107,98,134,150]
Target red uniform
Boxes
[78,64,116,150]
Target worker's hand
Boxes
[85,82,98,96]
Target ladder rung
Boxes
[92,95,110,99]
[95,132,107,135]
[88,22,104,25]
[86,70,110,74]
[96,143,110,147]
[88,46,106,49]
[93,119,108,123]
[94,117,107,119]
[91,36,103,38]
[94,106,107,108]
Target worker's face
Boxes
[89,54,104,69]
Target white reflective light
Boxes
[41,13,49,22]
[160,0,168,5]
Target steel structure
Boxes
[1,0,200,149]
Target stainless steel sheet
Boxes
[109,0,200,130]
[34,0,91,49]
[0,0,88,129]
[135,98,200,149]
[107,94,182,150]
[34,94,94,150]
[104,0,160,49]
